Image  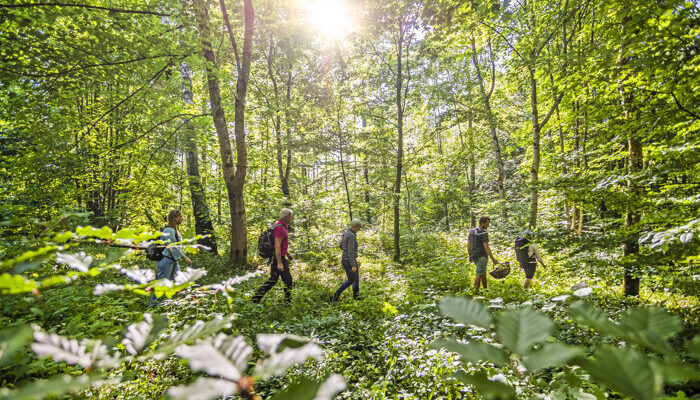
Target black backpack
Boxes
[514,237,536,266]
[258,223,282,258]
[145,227,171,261]
[146,244,167,261]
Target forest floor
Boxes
[2,231,698,399]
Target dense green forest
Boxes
[0,0,698,399]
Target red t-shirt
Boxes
[273,219,289,256]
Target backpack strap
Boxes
[264,223,283,260]
[160,226,178,262]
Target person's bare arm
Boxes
[484,243,499,265]
[467,238,472,262]
[531,245,546,268]
[275,237,284,271]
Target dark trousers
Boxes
[252,256,292,304]
[333,259,359,300]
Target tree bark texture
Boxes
[468,114,477,228]
[393,24,404,263]
[470,37,507,222]
[526,68,564,229]
[180,61,217,253]
[528,67,541,229]
[618,15,641,296]
[195,2,237,261]
[229,0,254,264]
[337,111,353,221]
[266,36,292,201]
[362,117,371,224]
[196,0,254,265]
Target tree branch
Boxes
[538,92,565,131]
[0,54,185,78]
[0,3,168,16]
[219,0,241,72]
[71,60,175,150]
[487,39,496,101]
[108,113,210,153]
[670,91,698,119]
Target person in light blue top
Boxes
[148,209,192,307]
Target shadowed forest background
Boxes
[0,0,698,399]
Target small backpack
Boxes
[258,223,282,258]
[145,227,170,261]
[146,244,167,261]
[514,237,536,266]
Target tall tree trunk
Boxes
[195,1,237,261]
[550,71,569,220]
[468,113,477,228]
[618,15,641,296]
[220,0,254,264]
[362,117,371,224]
[526,68,564,228]
[337,111,353,220]
[363,161,371,223]
[393,24,405,262]
[283,68,293,202]
[624,132,642,296]
[196,0,254,265]
[583,87,589,169]
[521,0,569,229]
[577,202,584,234]
[436,129,449,231]
[404,172,412,231]
[181,61,217,252]
[266,35,292,201]
[528,66,541,229]
[470,37,506,221]
[444,200,449,231]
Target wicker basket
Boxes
[489,261,511,279]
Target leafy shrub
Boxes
[0,226,345,399]
[433,296,700,399]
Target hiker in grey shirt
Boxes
[332,219,362,301]
[468,216,500,294]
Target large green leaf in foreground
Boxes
[437,297,492,328]
[269,374,345,400]
[431,339,508,366]
[568,301,623,336]
[453,370,516,400]
[0,374,111,400]
[618,306,682,356]
[495,308,553,355]
[0,324,32,367]
[579,345,660,400]
[522,342,584,372]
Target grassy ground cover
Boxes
[1,230,698,399]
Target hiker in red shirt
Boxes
[252,208,295,305]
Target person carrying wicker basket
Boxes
[468,216,500,294]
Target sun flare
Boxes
[302,0,354,39]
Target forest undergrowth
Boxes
[1,229,698,399]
